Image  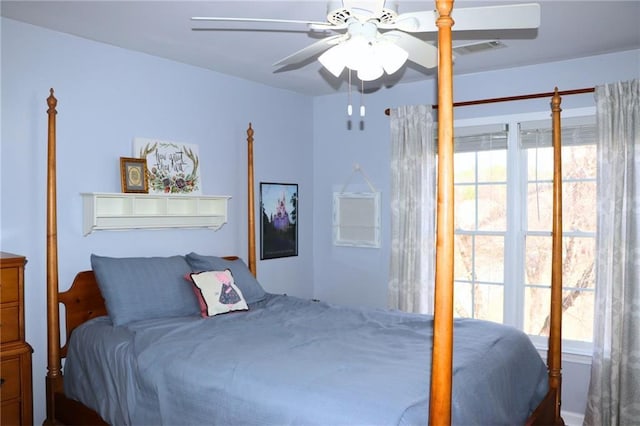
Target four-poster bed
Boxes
[43,1,564,425]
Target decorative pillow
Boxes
[184,273,209,317]
[91,254,200,326]
[189,270,248,317]
[185,253,267,304]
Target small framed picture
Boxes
[120,157,148,193]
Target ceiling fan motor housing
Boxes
[326,3,399,26]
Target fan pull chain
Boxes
[347,70,353,116]
[360,79,365,117]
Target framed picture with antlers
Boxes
[133,138,201,195]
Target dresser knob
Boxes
[0,378,5,386]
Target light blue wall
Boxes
[311,48,639,418]
[1,17,314,424]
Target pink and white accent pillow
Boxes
[189,269,248,317]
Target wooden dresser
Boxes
[1,252,33,426]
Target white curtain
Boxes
[584,79,640,426]
[388,105,436,314]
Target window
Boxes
[453,124,508,324]
[452,111,597,353]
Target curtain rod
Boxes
[384,86,595,115]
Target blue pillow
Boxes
[91,254,200,326]
[185,252,267,304]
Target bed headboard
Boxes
[58,271,106,358]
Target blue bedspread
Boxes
[64,294,548,425]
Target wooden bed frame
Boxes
[43,1,564,425]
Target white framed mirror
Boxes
[332,192,380,248]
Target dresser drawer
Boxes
[1,399,21,426]
[0,357,21,400]
[0,306,20,343]
[0,267,19,303]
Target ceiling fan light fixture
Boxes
[318,45,347,77]
[375,41,408,74]
[355,43,386,81]
[320,36,406,81]
[356,59,384,81]
[342,36,370,70]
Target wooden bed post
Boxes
[44,88,63,425]
[527,89,565,426]
[247,123,257,276]
[430,1,455,425]
[549,89,563,423]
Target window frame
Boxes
[452,107,596,358]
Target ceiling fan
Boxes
[192,1,540,82]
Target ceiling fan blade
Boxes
[383,11,438,33]
[273,34,345,67]
[384,30,438,69]
[386,3,540,33]
[451,3,541,31]
[191,16,332,27]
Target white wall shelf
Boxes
[81,192,231,235]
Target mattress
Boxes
[64,293,548,425]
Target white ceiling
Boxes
[2,1,639,96]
